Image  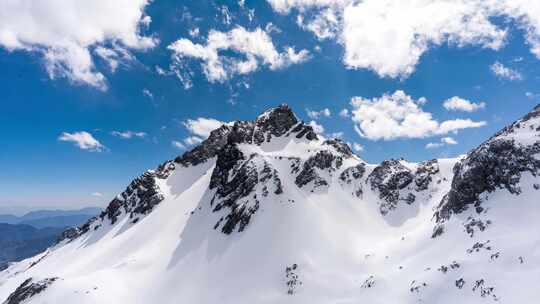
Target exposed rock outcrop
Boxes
[414,159,439,191]
[367,160,415,215]
[435,105,540,223]
[3,278,58,304]
[339,163,367,197]
[210,146,283,234]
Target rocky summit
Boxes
[1,104,540,304]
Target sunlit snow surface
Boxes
[1,117,540,303]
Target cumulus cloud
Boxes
[443,96,486,112]
[349,90,486,141]
[352,142,364,152]
[339,109,349,118]
[267,0,540,79]
[171,140,186,150]
[0,0,157,90]
[267,0,349,14]
[183,136,204,146]
[167,26,310,86]
[58,131,105,152]
[183,117,225,138]
[306,108,331,119]
[181,117,226,146]
[308,120,325,133]
[110,131,147,139]
[490,61,523,81]
[341,1,504,78]
[426,136,458,149]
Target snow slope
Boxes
[1,104,540,304]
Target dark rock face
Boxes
[210,145,283,234]
[435,138,540,222]
[295,151,343,189]
[323,139,353,157]
[414,159,439,191]
[253,104,300,144]
[57,216,98,243]
[226,104,317,146]
[175,125,232,166]
[367,160,415,215]
[57,227,79,243]
[100,169,166,225]
[3,277,58,304]
[339,163,367,197]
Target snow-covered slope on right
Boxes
[430,104,540,302]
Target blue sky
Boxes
[1,0,540,209]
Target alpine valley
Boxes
[1,104,539,304]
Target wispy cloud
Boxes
[490,61,523,81]
[58,131,105,152]
[110,130,147,139]
[443,96,485,112]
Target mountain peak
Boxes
[254,103,298,136]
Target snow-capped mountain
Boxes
[1,104,540,304]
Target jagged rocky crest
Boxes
[59,103,540,242]
[435,105,540,224]
[367,159,440,215]
[60,104,319,240]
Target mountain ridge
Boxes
[1,104,539,303]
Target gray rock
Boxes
[3,277,58,304]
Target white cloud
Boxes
[0,0,157,89]
[308,120,325,134]
[171,140,186,150]
[189,28,200,38]
[425,142,443,149]
[296,7,341,40]
[184,136,204,146]
[94,46,134,73]
[443,96,486,112]
[181,117,226,146]
[352,142,364,152]
[349,90,486,141]
[142,88,154,99]
[267,0,540,79]
[306,108,331,119]
[339,109,349,118]
[267,0,349,14]
[110,131,147,139]
[183,118,225,138]
[341,1,505,78]
[167,26,310,85]
[490,61,523,81]
[426,136,458,149]
[441,137,458,145]
[328,132,343,138]
[58,131,105,152]
[91,192,103,197]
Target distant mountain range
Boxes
[0,207,101,227]
[0,207,101,270]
